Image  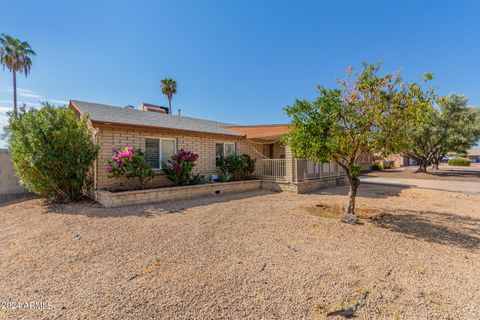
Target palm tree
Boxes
[161,78,177,114]
[0,34,36,114]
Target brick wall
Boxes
[94,127,262,190]
[258,142,285,159]
[261,176,347,194]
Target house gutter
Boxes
[90,120,245,140]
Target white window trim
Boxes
[145,137,177,170]
[215,142,236,168]
[216,142,236,157]
[224,142,236,156]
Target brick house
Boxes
[466,149,480,163]
[70,100,372,196]
[383,154,418,168]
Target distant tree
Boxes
[0,34,36,114]
[5,103,99,201]
[404,94,480,171]
[284,62,431,223]
[161,78,177,114]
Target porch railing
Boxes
[254,159,287,181]
[254,158,345,182]
[294,159,344,181]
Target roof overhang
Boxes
[224,124,290,140]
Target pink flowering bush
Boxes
[161,149,199,185]
[106,146,155,187]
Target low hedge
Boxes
[371,162,383,170]
[448,157,471,166]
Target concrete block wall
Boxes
[0,149,28,202]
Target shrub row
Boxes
[448,157,471,166]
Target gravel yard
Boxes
[1,184,479,319]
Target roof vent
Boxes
[139,103,169,114]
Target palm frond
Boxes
[0,34,36,75]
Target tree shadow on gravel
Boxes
[311,184,409,199]
[44,189,274,218]
[371,210,480,250]
[0,194,36,208]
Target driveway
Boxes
[361,175,480,194]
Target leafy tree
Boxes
[5,103,99,201]
[404,94,480,171]
[161,78,177,114]
[284,62,430,223]
[0,34,36,114]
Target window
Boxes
[145,139,160,169]
[215,142,235,160]
[145,138,176,169]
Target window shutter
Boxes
[216,143,224,159]
[145,138,160,169]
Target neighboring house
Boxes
[384,154,417,168]
[70,100,371,195]
[466,149,480,163]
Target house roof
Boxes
[70,100,242,137]
[467,149,480,156]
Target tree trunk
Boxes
[341,175,360,224]
[168,98,172,115]
[13,70,17,115]
[417,158,429,172]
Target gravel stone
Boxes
[0,184,479,319]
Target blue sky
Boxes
[1,0,480,147]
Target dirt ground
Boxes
[365,163,480,182]
[1,184,479,319]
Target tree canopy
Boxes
[284,62,431,223]
[6,103,99,201]
[0,34,36,113]
[404,94,480,171]
[161,78,177,114]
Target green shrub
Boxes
[448,157,471,166]
[106,146,155,187]
[216,154,256,182]
[383,161,395,169]
[371,162,383,171]
[190,173,206,185]
[6,103,99,201]
[216,174,230,182]
[162,149,199,185]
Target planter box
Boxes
[261,176,347,194]
[96,180,262,208]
